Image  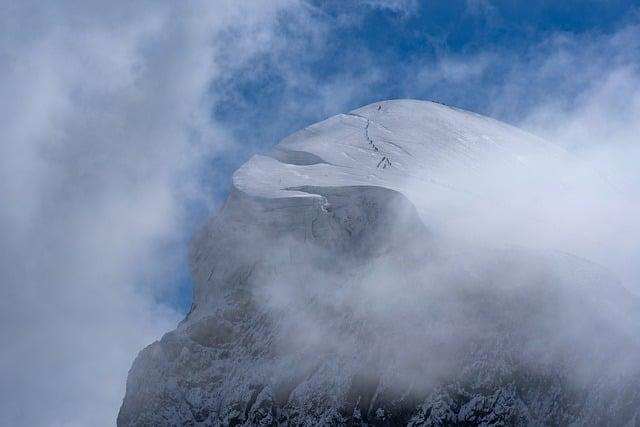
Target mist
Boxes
[0,1,306,425]
[2,1,640,425]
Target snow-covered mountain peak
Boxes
[233,99,581,255]
[118,100,640,427]
[234,99,565,203]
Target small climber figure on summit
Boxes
[377,156,391,169]
[377,105,382,111]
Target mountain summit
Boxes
[119,100,640,426]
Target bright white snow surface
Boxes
[234,99,580,249]
[235,99,566,198]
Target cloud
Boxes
[514,28,640,289]
[0,1,305,425]
[414,20,640,291]
[2,1,640,425]
[408,18,640,293]
[413,52,495,88]
[361,0,419,15]
[465,0,499,24]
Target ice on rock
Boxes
[118,100,640,426]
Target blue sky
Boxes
[2,1,640,425]
[216,0,637,134]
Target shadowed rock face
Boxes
[118,100,640,426]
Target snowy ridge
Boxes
[234,100,566,202]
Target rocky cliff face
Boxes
[118,100,640,426]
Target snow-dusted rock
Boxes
[119,100,640,426]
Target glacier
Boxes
[118,100,640,426]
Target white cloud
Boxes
[414,52,495,87]
[419,21,640,292]
[0,1,304,425]
[465,0,499,23]
[361,0,418,15]
[515,31,640,289]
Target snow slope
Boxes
[234,99,574,217]
[119,100,640,426]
